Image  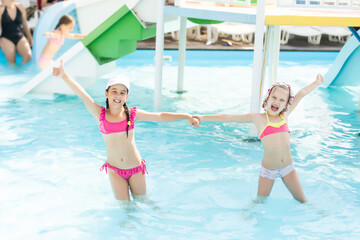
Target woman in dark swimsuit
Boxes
[0,0,32,65]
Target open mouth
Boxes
[113,99,121,104]
[271,105,279,112]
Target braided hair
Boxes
[55,14,74,30]
[105,87,131,138]
[123,103,131,137]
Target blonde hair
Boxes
[262,82,294,112]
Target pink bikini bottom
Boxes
[100,159,148,180]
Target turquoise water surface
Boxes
[0,50,359,239]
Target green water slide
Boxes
[82,5,156,65]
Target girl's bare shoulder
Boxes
[254,112,267,123]
[253,112,266,119]
[15,3,25,12]
[52,30,62,38]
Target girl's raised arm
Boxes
[65,33,87,39]
[43,32,55,38]
[286,74,324,115]
[136,109,199,127]
[53,60,102,120]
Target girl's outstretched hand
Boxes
[192,115,203,124]
[316,73,324,85]
[53,60,65,78]
[189,116,200,128]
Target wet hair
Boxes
[105,87,131,137]
[55,14,74,30]
[262,82,294,112]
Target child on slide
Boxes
[39,15,86,69]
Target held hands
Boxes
[189,116,200,128]
[53,60,65,79]
[192,115,203,124]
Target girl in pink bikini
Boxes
[194,74,324,203]
[39,14,86,69]
[53,60,199,201]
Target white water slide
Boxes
[16,0,188,97]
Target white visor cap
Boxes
[106,75,130,93]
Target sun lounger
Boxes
[210,22,256,43]
[313,26,352,44]
[280,26,322,45]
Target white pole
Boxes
[249,0,266,136]
[268,25,281,85]
[154,0,166,109]
[250,1,266,113]
[261,25,270,90]
[177,16,187,93]
[206,25,212,45]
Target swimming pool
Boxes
[0,50,359,239]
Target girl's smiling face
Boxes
[267,86,290,115]
[105,84,129,108]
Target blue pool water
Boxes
[0,50,359,239]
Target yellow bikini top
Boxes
[259,111,290,139]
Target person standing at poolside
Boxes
[52,60,199,201]
[38,14,86,69]
[0,0,32,65]
[194,74,324,203]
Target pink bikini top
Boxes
[99,107,137,134]
[259,111,290,139]
[49,37,64,46]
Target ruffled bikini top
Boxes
[259,111,290,139]
[99,107,137,134]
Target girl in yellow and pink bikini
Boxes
[39,14,86,69]
[194,74,324,203]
